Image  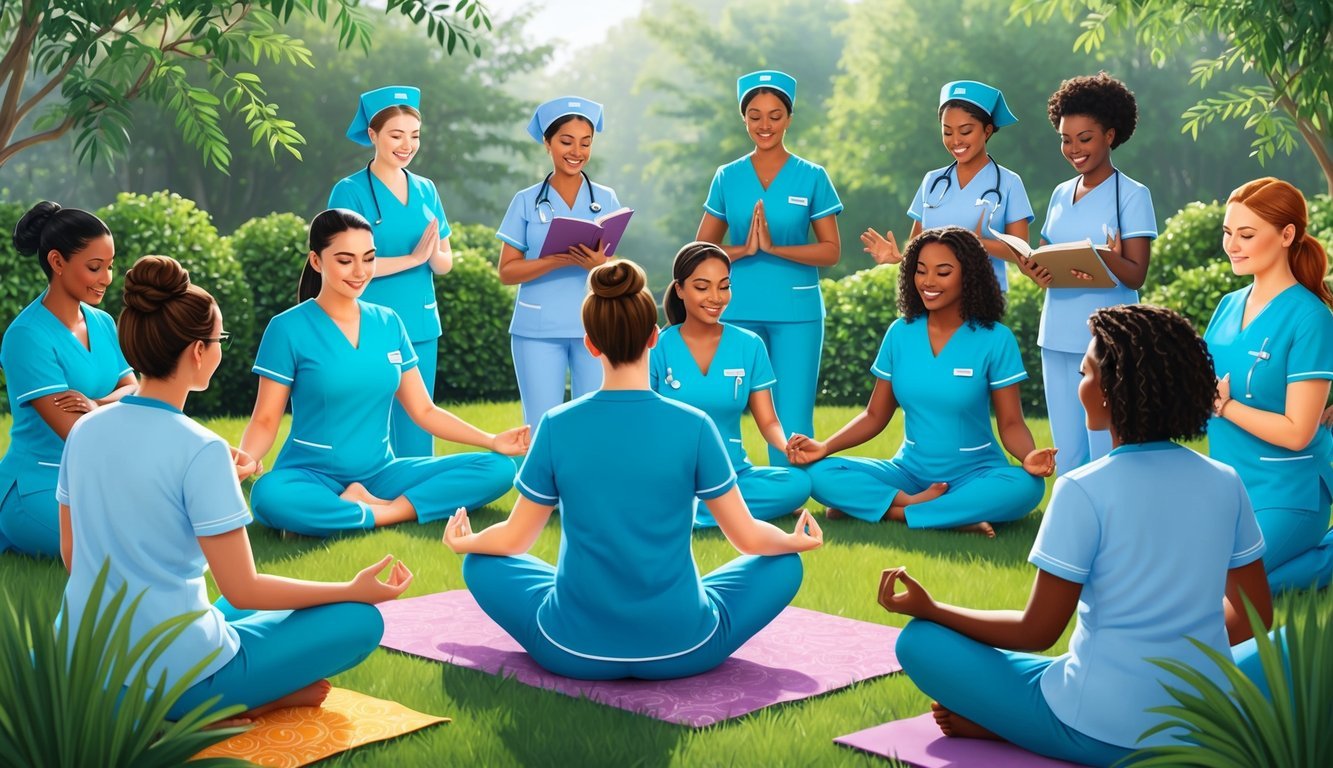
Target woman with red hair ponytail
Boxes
[1205,177,1333,591]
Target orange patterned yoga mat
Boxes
[194,687,448,766]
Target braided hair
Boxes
[898,226,1005,327]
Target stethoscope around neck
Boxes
[924,158,1002,211]
[535,171,601,224]
[363,162,410,226]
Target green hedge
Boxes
[817,264,899,405]
[437,252,518,402]
[0,202,52,415]
[1148,200,1225,286]
[448,221,500,265]
[1142,261,1248,333]
[1003,271,1047,415]
[231,212,308,336]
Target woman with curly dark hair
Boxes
[787,227,1053,533]
[881,304,1273,767]
[1023,72,1157,476]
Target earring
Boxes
[1101,400,1108,407]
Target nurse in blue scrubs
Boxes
[863,80,1034,292]
[696,70,842,465]
[0,202,136,557]
[650,242,811,526]
[1206,177,1333,592]
[881,305,1273,768]
[788,227,1053,533]
[1022,73,1157,474]
[445,260,822,680]
[329,85,453,457]
[497,96,622,428]
[239,210,526,538]
[59,254,412,722]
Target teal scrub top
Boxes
[328,168,451,343]
[59,396,251,689]
[497,177,622,338]
[649,324,777,472]
[1030,442,1265,748]
[703,153,842,323]
[872,317,1027,479]
[0,293,132,498]
[907,160,1035,291]
[1038,171,1157,353]
[253,300,418,479]
[1204,284,1333,512]
[515,389,737,662]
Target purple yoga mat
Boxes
[835,713,1091,767]
[378,590,901,727]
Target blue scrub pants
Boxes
[1041,348,1112,474]
[1260,486,1333,592]
[729,319,822,467]
[462,551,803,680]
[512,335,602,428]
[0,483,58,557]
[694,465,811,527]
[250,453,515,537]
[388,338,439,458]
[168,599,383,720]
[807,457,1043,527]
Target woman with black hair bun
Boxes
[0,201,136,557]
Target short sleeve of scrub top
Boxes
[987,324,1028,389]
[694,416,738,500]
[497,190,532,252]
[1028,476,1100,584]
[1229,484,1266,568]
[516,415,560,505]
[1287,302,1333,382]
[869,320,901,381]
[747,332,777,390]
[2,324,71,405]
[182,439,253,537]
[252,313,299,386]
[703,167,728,220]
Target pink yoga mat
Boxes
[835,713,1091,767]
[378,590,901,727]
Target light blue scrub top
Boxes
[496,177,622,338]
[872,317,1027,478]
[0,293,132,498]
[515,389,738,662]
[1038,171,1157,353]
[328,169,451,343]
[1029,442,1265,748]
[704,154,843,323]
[907,160,1034,291]
[1204,284,1333,512]
[253,300,419,479]
[58,396,251,688]
[649,324,777,472]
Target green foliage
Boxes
[0,201,49,416]
[1130,590,1333,767]
[1142,262,1246,334]
[231,212,308,334]
[1003,273,1047,414]
[0,562,248,767]
[96,191,256,418]
[435,252,518,402]
[1148,200,1225,285]
[818,265,899,405]
[1308,194,1333,256]
[448,221,501,266]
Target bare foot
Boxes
[931,701,1001,740]
[241,679,333,719]
[902,482,948,506]
[955,521,996,538]
[825,507,848,520]
[340,482,387,506]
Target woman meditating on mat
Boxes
[787,226,1053,534]
[881,304,1273,767]
[650,241,811,527]
[58,255,414,722]
[240,209,527,538]
[444,259,823,680]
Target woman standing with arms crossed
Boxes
[697,70,842,464]
[330,85,452,457]
[1,202,136,557]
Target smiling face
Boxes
[913,241,964,316]
[50,233,115,306]
[940,106,992,166]
[1057,114,1114,176]
[675,256,731,326]
[1077,338,1112,432]
[1222,201,1295,278]
[744,91,790,152]
[313,227,376,301]
[368,112,421,170]
[544,116,594,180]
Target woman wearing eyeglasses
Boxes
[496,96,623,428]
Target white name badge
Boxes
[388,351,403,364]
[723,368,745,378]
[788,196,808,206]
[953,368,973,377]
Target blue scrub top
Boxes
[253,300,419,479]
[515,389,737,662]
[1029,441,1265,748]
[1038,171,1157,353]
[58,396,251,689]
[907,160,1034,291]
[497,177,622,338]
[703,153,843,323]
[872,317,1027,479]
[1204,284,1333,512]
[0,293,132,497]
[328,168,451,343]
[649,324,777,472]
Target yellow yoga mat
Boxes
[194,687,448,766]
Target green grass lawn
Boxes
[0,403,1304,766]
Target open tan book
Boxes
[989,230,1116,289]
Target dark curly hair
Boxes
[1047,72,1137,149]
[1087,305,1215,444]
[897,226,1004,327]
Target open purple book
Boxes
[539,207,634,257]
